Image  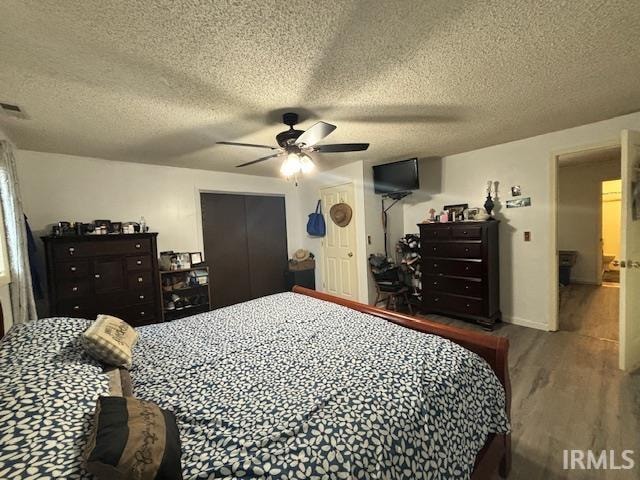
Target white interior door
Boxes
[620,129,640,371]
[320,183,359,300]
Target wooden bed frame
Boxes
[292,286,511,479]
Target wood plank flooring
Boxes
[559,284,619,342]
[418,313,640,479]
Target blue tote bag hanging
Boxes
[307,200,326,237]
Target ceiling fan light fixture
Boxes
[299,153,315,174]
[280,152,302,177]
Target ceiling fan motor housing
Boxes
[276,112,303,147]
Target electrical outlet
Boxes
[524,231,531,242]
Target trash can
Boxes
[559,250,577,286]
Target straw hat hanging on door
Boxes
[329,203,353,227]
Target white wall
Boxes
[558,159,620,284]
[297,161,370,304]
[16,150,302,255]
[404,111,640,331]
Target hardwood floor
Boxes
[559,283,619,342]
[418,313,640,479]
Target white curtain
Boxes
[0,140,37,324]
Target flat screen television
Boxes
[373,158,419,194]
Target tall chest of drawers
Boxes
[418,221,501,328]
[42,233,162,327]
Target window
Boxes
[0,205,10,287]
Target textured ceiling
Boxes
[1,0,640,177]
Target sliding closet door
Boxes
[201,193,288,309]
[245,195,288,298]
[201,193,251,308]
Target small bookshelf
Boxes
[160,266,211,321]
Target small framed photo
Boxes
[176,252,191,270]
[466,207,480,220]
[444,203,468,220]
[506,197,532,208]
[511,185,521,197]
[189,252,204,266]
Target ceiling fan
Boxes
[216,112,369,177]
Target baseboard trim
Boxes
[502,315,549,331]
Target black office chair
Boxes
[369,254,412,314]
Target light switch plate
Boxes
[524,231,531,241]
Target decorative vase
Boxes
[484,195,494,216]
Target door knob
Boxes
[348,252,353,257]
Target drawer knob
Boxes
[433,281,439,286]
[136,260,142,265]
[70,266,77,272]
[465,266,469,271]
[94,274,101,279]
[139,294,145,300]
[434,297,439,302]
[466,303,471,308]
[68,247,75,255]
[140,311,145,316]
[73,305,80,310]
[72,286,78,292]
[135,243,141,249]
[433,247,437,251]
[434,263,439,268]
[138,277,143,283]
[465,286,469,290]
[465,248,469,252]
[463,231,468,235]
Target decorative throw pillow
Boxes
[84,396,183,480]
[83,315,139,368]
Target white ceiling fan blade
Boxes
[294,121,336,147]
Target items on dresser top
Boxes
[418,220,501,328]
[160,266,211,321]
[42,233,162,327]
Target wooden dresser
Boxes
[418,221,500,328]
[42,233,162,327]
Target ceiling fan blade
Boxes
[217,141,278,150]
[314,143,370,153]
[294,121,336,147]
[236,153,281,168]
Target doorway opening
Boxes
[556,146,621,343]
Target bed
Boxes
[0,288,510,479]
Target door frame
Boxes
[319,181,361,302]
[548,138,620,332]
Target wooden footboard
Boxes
[292,286,511,479]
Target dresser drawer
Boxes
[58,280,92,299]
[127,271,153,290]
[113,303,156,326]
[93,239,152,256]
[126,255,152,271]
[53,243,92,259]
[57,298,97,319]
[423,258,482,278]
[97,288,155,309]
[448,242,482,259]
[451,226,482,239]
[423,274,483,297]
[422,242,449,257]
[421,226,451,240]
[56,260,90,279]
[423,292,483,316]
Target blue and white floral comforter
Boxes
[0,292,509,479]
